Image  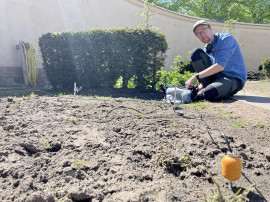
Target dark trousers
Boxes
[191,48,216,88]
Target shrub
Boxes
[173,54,195,74]
[156,54,197,90]
[262,57,270,78]
[38,27,167,90]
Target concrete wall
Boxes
[0,0,270,86]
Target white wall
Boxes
[0,0,270,73]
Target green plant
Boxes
[95,95,111,100]
[156,54,197,90]
[156,67,194,89]
[155,146,191,170]
[203,177,228,201]
[185,101,208,110]
[222,19,236,34]
[127,75,136,88]
[217,108,234,119]
[232,120,246,129]
[40,140,50,149]
[114,75,136,89]
[203,177,253,202]
[73,160,87,167]
[63,118,78,125]
[262,57,270,78]
[256,121,266,128]
[173,53,195,74]
[138,0,154,29]
[114,76,123,88]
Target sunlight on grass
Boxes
[184,101,208,110]
[256,121,267,128]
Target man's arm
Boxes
[185,63,224,89]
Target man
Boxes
[185,20,247,101]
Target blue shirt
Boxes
[204,33,247,85]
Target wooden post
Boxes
[18,41,29,86]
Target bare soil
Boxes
[0,83,269,202]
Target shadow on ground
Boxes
[0,87,165,101]
[234,95,270,104]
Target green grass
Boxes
[184,101,208,110]
[256,121,267,128]
[232,120,247,128]
[217,108,234,119]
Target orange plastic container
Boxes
[222,152,242,181]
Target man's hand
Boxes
[185,63,224,89]
[185,75,197,89]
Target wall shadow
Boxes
[234,95,270,104]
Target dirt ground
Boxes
[0,81,269,202]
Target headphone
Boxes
[206,34,217,54]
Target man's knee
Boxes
[191,48,212,68]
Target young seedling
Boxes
[232,120,246,129]
[73,159,87,167]
[256,121,266,128]
[202,177,253,201]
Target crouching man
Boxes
[185,20,247,101]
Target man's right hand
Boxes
[185,75,197,89]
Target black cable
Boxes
[104,105,159,121]
[209,128,233,153]
[195,104,234,153]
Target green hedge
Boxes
[262,57,270,78]
[39,27,168,90]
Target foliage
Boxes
[222,19,237,34]
[262,57,270,78]
[39,28,167,90]
[256,121,267,128]
[155,146,191,171]
[149,0,270,24]
[202,177,253,202]
[156,54,196,89]
[138,0,154,29]
[173,53,195,74]
[232,120,247,129]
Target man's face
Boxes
[194,25,213,44]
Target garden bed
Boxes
[0,87,269,201]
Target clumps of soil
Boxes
[0,93,269,201]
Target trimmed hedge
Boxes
[262,57,270,78]
[39,27,168,90]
